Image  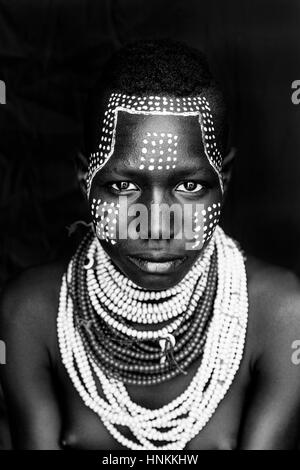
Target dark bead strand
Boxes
[81,249,215,360]
[90,250,217,365]
[80,262,200,367]
[68,231,217,385]
[74,239,216,382]
[105,265,217,385]
[81,267,216,384]
[81,234,214,350]
[86,256,216,376]
[88,280,211,369]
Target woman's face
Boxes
[89,111,222,290]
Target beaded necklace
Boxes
[57,226,248,449]
[65,230,217,385]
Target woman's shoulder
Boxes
[0,261,66,355]
[245,254,300,366]
[246,254,300,319]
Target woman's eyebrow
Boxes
[99,161,216,181]
[172,165,216,178]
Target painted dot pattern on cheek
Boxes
[138,132,178,171]
[87,93,223,195]
[91,198,119,245]
[192,202,221,249]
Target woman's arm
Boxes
[238,272,300,449]
[0,271,63,449]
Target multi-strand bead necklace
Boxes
[57,226,248,449]
[61,230,216,385]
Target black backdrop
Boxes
[0,0,300,450]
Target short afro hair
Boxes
[84,39,229,156]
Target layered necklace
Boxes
[57,226,248,450]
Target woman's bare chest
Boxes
[56,351,251,450]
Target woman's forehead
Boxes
[111,112,206,166]
[87,92,224,193]
[115,111,202,137]
[96,113,221,181]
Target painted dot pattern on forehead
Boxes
[91,198,119,245]
[192,202,221,249]
[87,93,223,196]
[139,131,178,171]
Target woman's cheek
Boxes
[91,197,120,245]
[90,196,222,249]
[190,200,221,250]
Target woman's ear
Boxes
[75,151,89,197]
[222,147,236,194]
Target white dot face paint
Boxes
[191,202,221,249]
[91,197,119,245]
[91,197,221,249]
[87,93,223,196]
[137,132,178,172]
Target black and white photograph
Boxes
[0,0,300,453]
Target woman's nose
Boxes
[146,187,177,240]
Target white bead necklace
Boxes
[86,239,214,328]
[84,234,215,339]
[57,226,248,450]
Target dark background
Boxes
[0,0,300,449]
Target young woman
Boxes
[1,40,300,450]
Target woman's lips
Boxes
[127,255,186,274]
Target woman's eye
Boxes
[175,181,204,193]
[110,181,139,192]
